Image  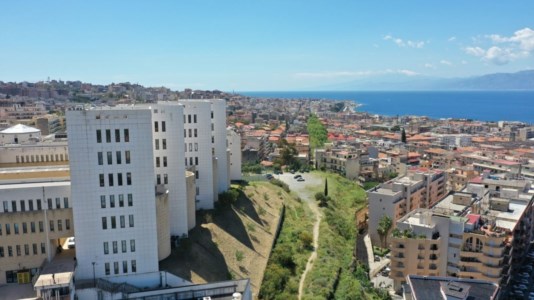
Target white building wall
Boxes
[67,108,159,281]
[179,100,216,209]
[227,129,242,181]
[211,99,229,193]
[0,143,69,164]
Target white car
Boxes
[67,237,75,249]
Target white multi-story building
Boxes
[227,128,242,181]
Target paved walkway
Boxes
[364,234,390,278]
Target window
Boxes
[194,128,197,137]
[101,195,106,208]
[195,157,198,165]
[154,121,159,132]
[121,240,127,253]
[39,221,43,232]
[31,222,35,233]
[129,215,134,227]
[156,157,160,168]
[156,174,161,185]
[124,129,129,142]
[3,201,8,212]
[113,241,118,254]
[16,245,21,256]
[123,261,128,273]
[37,199,42,210]
[20,200,25,212]
[189,157,193,165]
[98,152,103,165]
[125,151,131,164]
[106,129,111,143]
[41,243,46,254]
[116,151,122,164]
[107,151,112,165]
[119,194,124,207]
[33,243,37,255]
[102,217,107,230]
[130,240,136,252]
[104,242,109,254]
[163,156,167,167]
[162,121,166,132]
[8,246,13,257]
[189,129,192,137]
[115,129,120,142]
[56,197,61,209]
[193,115,197,123]
[105,263,110,275]
[188,114,191,123]
[24,244,29,255]
[184,143,187,153]
[108,174,114,186]
[118,173,123,186]
[6,224,10,235]
[128,194,133,207]
[127,173,132,185]
[131,260,137,272]
[14,223,19,234]
[96,130,102,143]
[164,174,168,184]
[66,219,70,230]
[12,201,17,212]
[0,224,2,235]
[189,143,192,152]
[49,220,54,232]
[162,139,167,149]
[155,139,159,150]
[47,198,52,209]
[114,262,119,274]
[64,197,69,208]
[196,170,199,179]
[0,247,3,257]
[22,222,27,233]
[120,216,125,228]
[184,129,186,138]
[195,143,198,151]
[111,216,116,229]
[58,220,62,231]
[99,174,105,187]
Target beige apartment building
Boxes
[447,167,478,191]
[389,179,534,291]
[367,168,447,245]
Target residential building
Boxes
[367,168,447,245]
[403,275,500,300]
[228,128,242,181]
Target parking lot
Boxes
[506,246,534,299]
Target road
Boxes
[275,172,322,300]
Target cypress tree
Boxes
[401,128,407,144]
[324,178,328,197]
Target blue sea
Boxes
[241,91,534,123]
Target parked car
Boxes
[374,255,380,262]
[67,237,75,249]
[294,174,302,179]
[265,174,274,180]
[297,177,305,182]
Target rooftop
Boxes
[0,123,40,134]
[406,275,499,300]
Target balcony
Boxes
[429,254,438,260]
[430,264,438,270]
[430,244,438,251]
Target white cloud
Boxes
[440,60,452,66]
[294,69,419,79]
[383,34,425,48]
[465,27,534,65]
[448,36,457,42]
[424,63,435,69]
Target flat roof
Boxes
[407,275,499,300]
[0,180,70,190]
[34,250,76,290]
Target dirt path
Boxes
[276,173,323,300]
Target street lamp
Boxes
[92,262,96,287]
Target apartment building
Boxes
[0,163,72,285]
[315,147,362,180]
[228,128,242,181]
[389,180,534,291]
[403,275,500,300]
[447,167,478,192]
[367,168,447,245]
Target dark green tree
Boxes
[401,128,407,144]
[324,178,329,197]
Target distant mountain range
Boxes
[323,70,534,91]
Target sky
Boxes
[1,1,534,91]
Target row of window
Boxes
[2,197,69,213]
[99,173,132,187]
[97,151,131,165]
[156,174,168,185]
[0,219,71,235]
[154,139,167,150]
[184,114,197,124]
[184,128,198,138]
[155,156,168,168]
[104,260,136,275]
[0,243,46,258]
[96,129,129,143]
[184,142,199,152]
[185,156,199,167]
[16,153,67,164]
[101,215,134,230]
[154,121,166,132]
[103,240,135,255]
[100,194,133,209]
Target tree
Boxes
[401,128,407,144]
[377,215,393,248]
[324,178,329,197]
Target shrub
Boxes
[235,250,244,262]
[270,178,290,192]
[299,231,313,249]
[218,189,239,206]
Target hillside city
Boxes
[1,80,534,300]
